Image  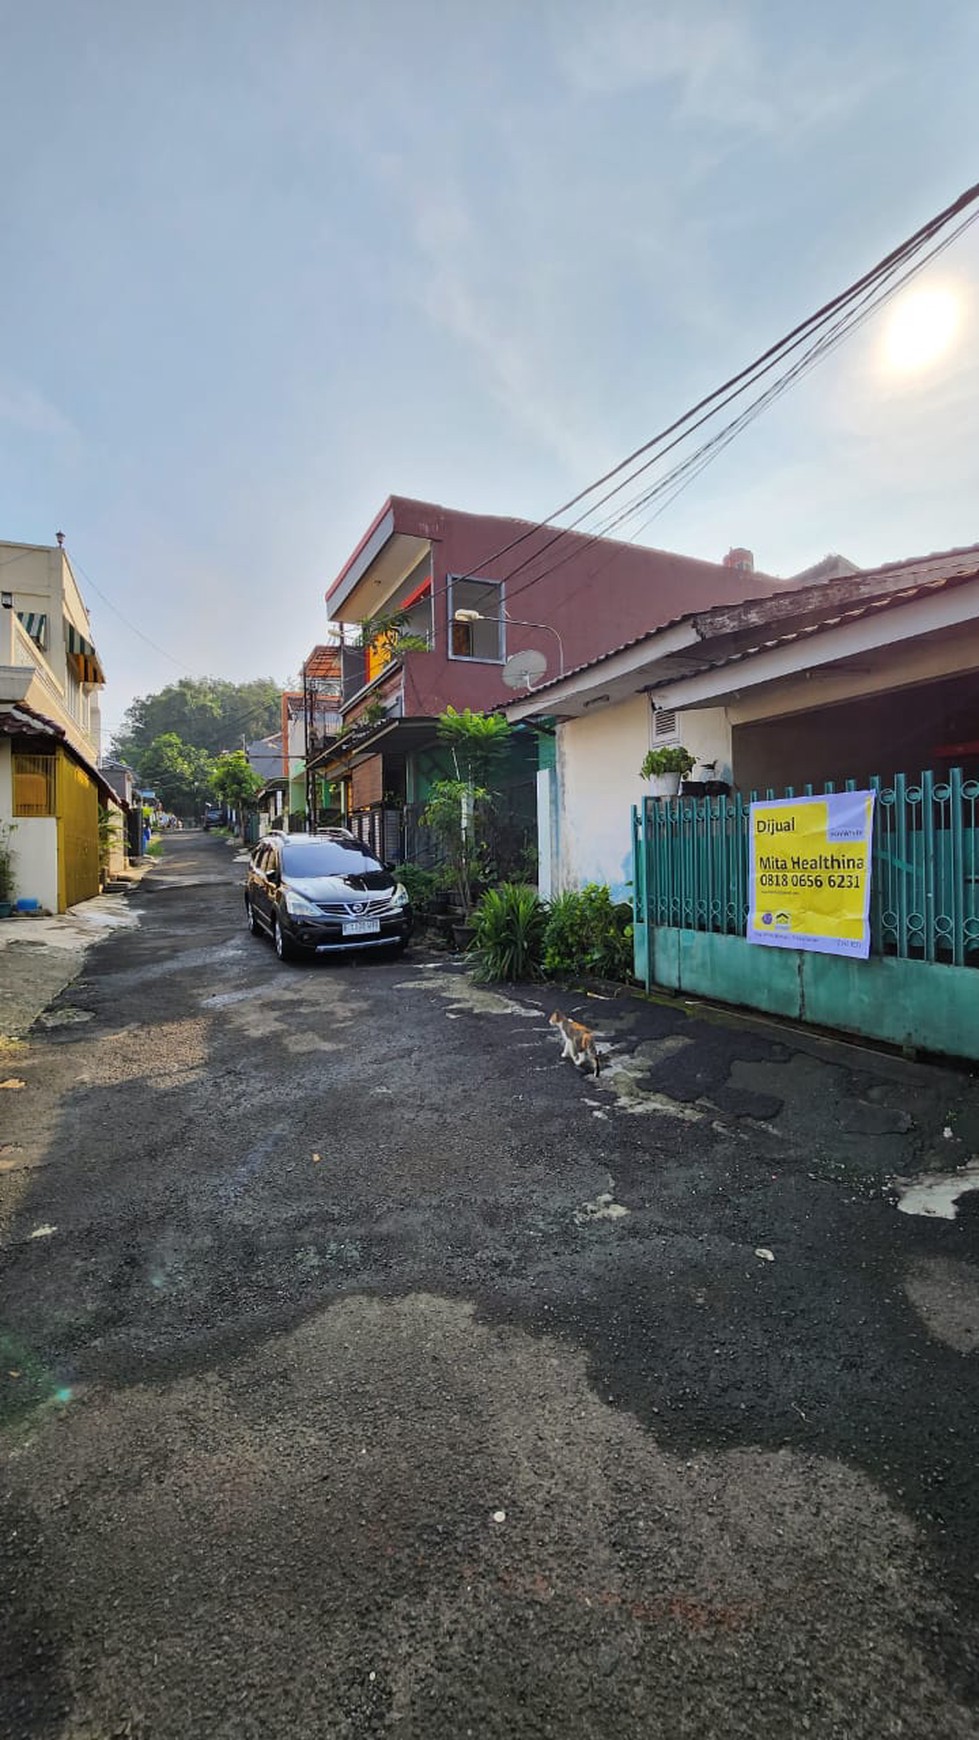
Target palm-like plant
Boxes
[470,883,548,982]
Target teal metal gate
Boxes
[632,771,979,1060]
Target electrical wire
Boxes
[415,180,979,618]
[69,555,188,672]
[493,204,979,617]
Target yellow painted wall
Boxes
[56,751,99,910]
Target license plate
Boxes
[342,918,381,936]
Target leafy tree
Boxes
[138,734,215,814]
[357,609,429,657]
[420,778,490,917]
[112,677,281,765]
[436,706,510,787]
[210,750,263,814]
[420,710,514,915]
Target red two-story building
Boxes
[312,495,784,867]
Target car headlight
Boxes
[391,883,410,908]
[284,890,322,918]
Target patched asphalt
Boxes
[2,830,979,1739]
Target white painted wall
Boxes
[671,708,733,780]
[557,697,648,899]
[536,767,555,899]
[7,817,58,911]
[555,698,733,899]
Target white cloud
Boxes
[0,381,75,438]
[552,2,892,138]
[555,4,773,127]
[393,173,614,478]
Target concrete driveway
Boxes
[1,830,978,1739]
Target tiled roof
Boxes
[304,644,342,677]
[0,700,66,738]
[697,565,979,679]
[514,541,979,701]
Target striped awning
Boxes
[17,611,48,648]
[65,620,106,686]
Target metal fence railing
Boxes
[634,771,979,966]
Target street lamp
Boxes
[453,608,565,676]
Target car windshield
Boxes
[280,840,386,878]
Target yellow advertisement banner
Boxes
[747,790,876,959]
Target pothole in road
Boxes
[36,1007,95,1028]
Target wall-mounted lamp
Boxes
[453,607,565,675]
[1,592,12,609]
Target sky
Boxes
[1,0,977,749]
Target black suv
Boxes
[244,833,413,961]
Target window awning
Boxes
[17,611,48,648]
[65,621,106,686]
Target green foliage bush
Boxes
[393,862,439,909]
[542,884,634,981]
[471,883,549,982]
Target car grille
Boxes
[315,895,396,918]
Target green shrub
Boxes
[394,862,439,909]
[542,884,634,981]
[471,883,548,982]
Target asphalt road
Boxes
[2,830,979,1739]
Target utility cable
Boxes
[415,180,979,618]
[494,205,979,616]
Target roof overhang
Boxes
[503,620,704,721]
[326,502,431,623]
[503,552,979,726]
[0,699,66,739]
[309,716,438,777]
[652,574,979,714]
[0,666,34,705]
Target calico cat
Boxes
[549,1010,601,1078]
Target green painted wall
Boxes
[643,925,979,1062]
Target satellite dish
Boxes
[502,648,548,692]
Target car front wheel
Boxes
[245,896,261,936]
[273,914,298,962]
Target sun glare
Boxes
[880,286,962,376]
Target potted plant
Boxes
[639,746,694,798]
[97,804,123,890]
[420,707,513,949]
[680,758,723,798]
[0,823,17,918]
[420,778,488,946]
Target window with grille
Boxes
[13,752,56,815]
[652,707,679,745]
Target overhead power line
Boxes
[418,179,979,616]
[496,201,979,611]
